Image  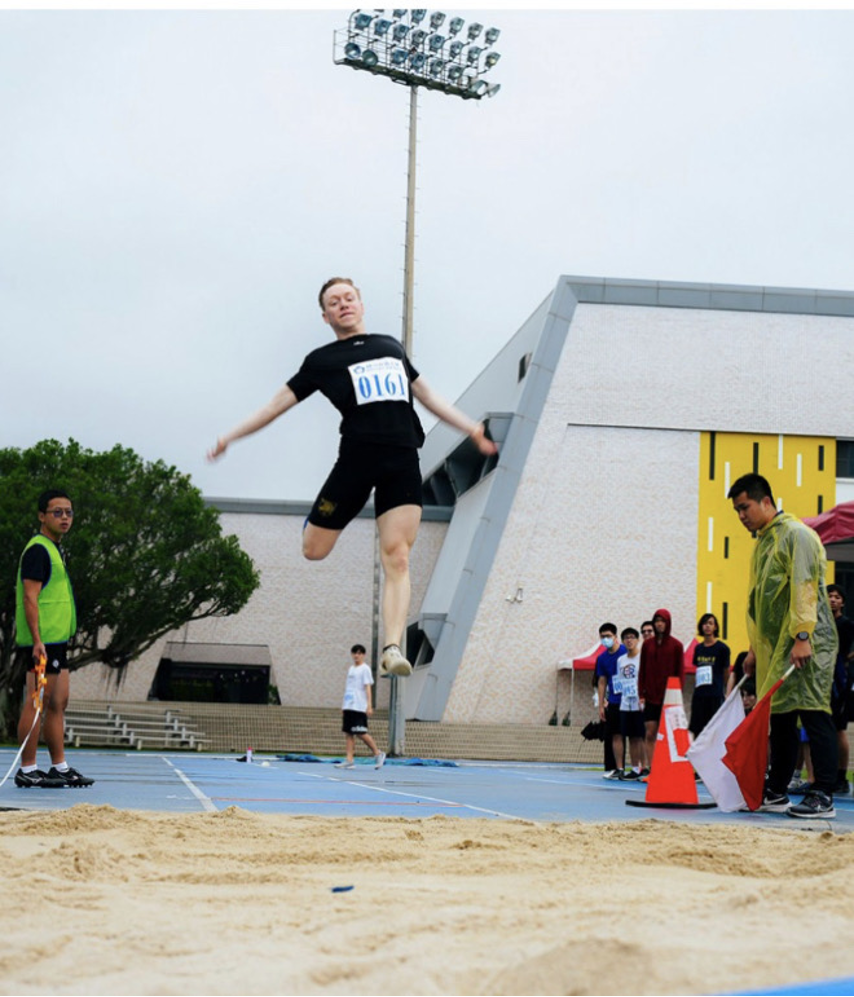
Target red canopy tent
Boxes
[803,501,854,563]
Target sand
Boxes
[1,804,853,996]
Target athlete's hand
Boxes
[207,437,228,462]
[32,642,46,667]
[470,423,498,456]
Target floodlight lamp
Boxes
[344,41,362,60]
[362,49,379,68]
[353,12,374,31]
[430,12,446,30]
[411,9,427,23]
[448,40,463,59]
[468,78,488,97]
[448,16,464,36]
[447,64,463,81]
[466,45,482,65]
[391,47,408,65]
[486,82,501,98]
[411,28,427,47]
[485,51,500,68]
[410,51,426,70]
[374,18,392,36]
[484,27,500,45]
[467,22,483,41]
[429,57,445,76]
[392,22,409,41]
[428,33,445,52]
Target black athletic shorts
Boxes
[620,710,645,739]
[643,701,663,725]
[308,440,422,531]
[342,710,369,735]
[16,643,69,675]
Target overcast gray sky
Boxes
[3,7,853,501]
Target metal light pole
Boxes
[334,9,502,754]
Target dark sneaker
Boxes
[757,790,791,813]
[380,644,412,677]
[787,790,835,819]
[46,766,94,788]
[621,770,641,780]
[834,777,850,795]
[14,768,65,788]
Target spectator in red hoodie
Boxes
[639,608,684,767]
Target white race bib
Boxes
[348,357,410,405]
[695,664,712,687]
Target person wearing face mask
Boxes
[594,623,626,779]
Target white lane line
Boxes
[302,771,522,820]
[161,757,217,812]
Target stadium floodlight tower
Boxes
[334,8,502,358]
[333,10,502,753]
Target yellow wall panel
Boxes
[696,433,836,658]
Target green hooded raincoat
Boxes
[746,511,837,714]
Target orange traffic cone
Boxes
[627,677,714,810]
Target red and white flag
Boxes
[686,685,747,812]
[722,672,790,811]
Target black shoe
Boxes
[14,768,65,788]
[787,790,835,819]
[46,766,95,788]
[757,790,791,813]
[621,770,641,780]
[834,777,850,795]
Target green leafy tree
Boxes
[0,439,260,736]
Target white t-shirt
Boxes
[616,653,641,712]
[342,663,373,712]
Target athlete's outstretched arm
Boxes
[207,384,299,461]
[411,376,497,456]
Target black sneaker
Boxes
[787,790,835,819]
[46,766,95,788]
[757,790,791,813]
[834,777,850,795]
[14,768,65,788]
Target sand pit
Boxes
[1,804,853,996]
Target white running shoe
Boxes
[334,760,355,769]
[380,644,412,677]
[375,751,386,770]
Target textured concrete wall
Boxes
[71,513,447,708]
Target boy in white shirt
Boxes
[336,644,386,769]
[616,628,645,779]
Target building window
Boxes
[838,440,854,479]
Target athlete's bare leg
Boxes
[377,504,421,649]
[302,523,342,561]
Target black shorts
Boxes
[16,644,68,675]
[689,695,723,737]
[342,710,369,735]
[620,710,645,739]
[643,702,663,725]
[603,701,622,738]
[308,440,422,531]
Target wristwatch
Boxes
[795,631,810,641]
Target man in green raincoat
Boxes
[729,473,838,819]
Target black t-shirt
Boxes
[20,543,53,584]
[287,334,425,448]
[692,640,730,699]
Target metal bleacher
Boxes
[64,702,210,751]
